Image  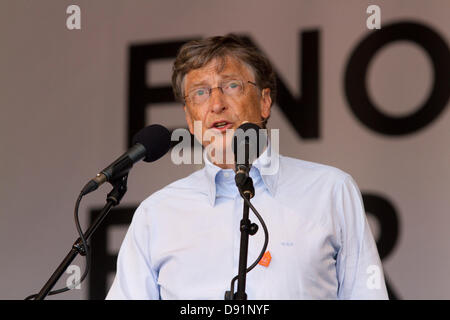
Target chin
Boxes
[205,137,234,166]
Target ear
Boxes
[260,88,272,119]
[184,105,194,135]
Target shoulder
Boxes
[277,156,366,230]
[278,155,352,188]
[136,167,208,214]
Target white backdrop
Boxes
[1,0,449,299]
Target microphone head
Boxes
[232,122,267,165]
[132,124,171,162]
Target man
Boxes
[106,34,388,299]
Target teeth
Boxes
[215,122,228,128]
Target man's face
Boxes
[183,56,271,168]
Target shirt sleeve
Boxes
[105,202,160,300]
[335,174,389,300]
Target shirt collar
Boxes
[252,140,279,197]
[203,139,279,207]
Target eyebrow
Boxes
[219,73,242,79]
[188,80,210,89]
[188,74,243,88]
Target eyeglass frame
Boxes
[183,80,258,105]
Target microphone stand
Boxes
[225,124,269,300]
[33,175,128,300]
[225,176,258,300]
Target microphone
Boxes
[232,122,267,189]
[81,124,171,196]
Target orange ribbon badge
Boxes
[258,251,272,267]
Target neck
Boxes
[213,161,235,170]
[210,143,268,171]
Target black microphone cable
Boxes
[25,193,90,300]
[227,190,269,297]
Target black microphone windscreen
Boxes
[238,122,260,132]
[232,122,267,164]
[132,124,171,162]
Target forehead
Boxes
[184,56,254,88]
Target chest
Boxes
[148,193,341,299]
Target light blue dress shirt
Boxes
[106,143,388,300]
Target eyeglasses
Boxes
[184,80,257,105]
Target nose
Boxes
[208,87,227,113]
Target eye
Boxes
[226,81,242,90]
[194,88,207,96]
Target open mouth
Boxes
[211,121,233,131]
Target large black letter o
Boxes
[345,22,450,135]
